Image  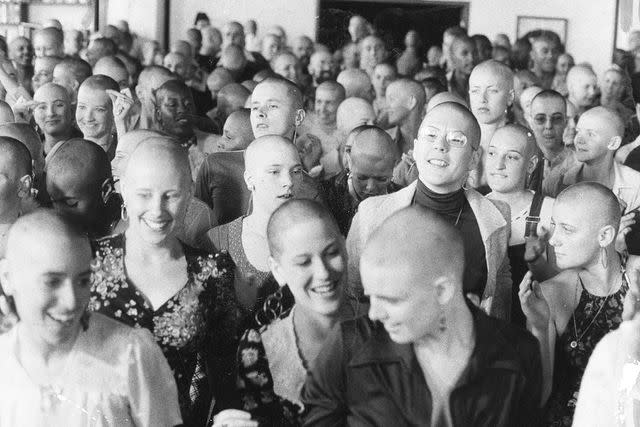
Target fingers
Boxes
[212,409,257,427]
[518,271,533,296]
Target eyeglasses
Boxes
[418,126,469,148]
[533,113,565,126]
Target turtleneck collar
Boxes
[413,179,465,215]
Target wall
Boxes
[106,0,165,43]
[466,0,616,76]
[616,0,636,50]
[168,0,318,48]
[28,4,93,30]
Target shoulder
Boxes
[477,192,510,218]
[616,162,640,183]
[475,310,541,367]
[84,312,155,352]
[540,270,577,312]
[203,150,245,170]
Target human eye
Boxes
[43,276,62,288]
[447,132,467,147]
[487,148,496,157]
[77,275,92,288]
[268,103,279,109]
[64,199,79,208]
[54,101,65,108]
[136,191,151,199]
[293,257,311,267]
[267,169,279,175]
[507,154,520,161]
[292,166,303,175]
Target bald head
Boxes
[337,69,373,101]
[207,67,234,95]
[220,45,247,73]
[111,129,164,179]
[557,182,621,232]
[217,83,250,118]
[33,27,64,58]
[336,97,376,133]
[221,109,254,151]
[580,106,625,138]
[46,138,111,191]
[350,125,398,168]
[267,199,341,259]
[491,123,538,158]
[123,136,192,188]
[567,64,598,108]
[5,209,90,265]
[0,100,13,124]
[244,135,300,173]
[171,40,193,60]
[426,91,468,112]
[362,206,465,285]
[0,123,44,176]
[93,55,129,88]
[0,136,32,179]
[386,78,427,115]
[470,59,514,91]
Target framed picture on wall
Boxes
[517,16,568,44]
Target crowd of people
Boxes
[0,9,638,427]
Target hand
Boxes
[106,89,135,123]
[524,226,549,264]
[212,409,258,427]
[518,271,550,331]
[616,210,636,253]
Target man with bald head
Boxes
[9,36,33,93]
[322,125,399,235]
[304,206,541,426]
[206,82,249,131]
[347,101,512,320]
[53,57,92,98]
[386,78,426,155]
[529,32,560,90]
[45,138,120,237]
[33,27,64,59]
[527,90,576,194]
[547,107,640,214]
[448,35,476,103]
[336,97,376,136]
[567,64,598,116]
[337,68,374,102]
[0,123,45,205]
[32,56,62,92]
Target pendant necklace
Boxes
[569,269,621,349]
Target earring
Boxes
[121,204,128,221]
[438,311,447,332]
[600,247,608,269]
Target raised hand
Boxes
[518,271,550,332]
[524,225,549,263]
[106,89,135,123]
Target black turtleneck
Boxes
[412,179,488,297]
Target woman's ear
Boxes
[244,170,254,192]
[294,108,306,127]
[599,224,617,248]
[268,256,285,286]
[527,154,539,175]
[17,174,32,199]
[434,276,455,306]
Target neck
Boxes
[418,176,463,195]
[245,208,273,237]
[479,120,506,146]
[488,188,530,206]
[293,302,345,344]
[414,295,474,355]
[539,142,564,160]
[580,249,622,296]
[17,322,79,366]
[531,65,553,80]
[124,229,183,262]
[453,70,469,87]
[579,156,614,185]
[86,133,114,152]
[43,133,70,155]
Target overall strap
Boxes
[524,192,545,238]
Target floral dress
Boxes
[546,275,628,426]
[89,234,238,427]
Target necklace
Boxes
[569,267,624,349]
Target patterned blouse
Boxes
[89,234,238,426]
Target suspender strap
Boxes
[525,192,545,238]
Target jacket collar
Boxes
[382,180,507,242]
[349,303,522,379]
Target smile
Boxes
[47,312,75,326]
[310,281,338,295]
[277,193,293,199]
[142,218,171,231]
[427,159,449,167]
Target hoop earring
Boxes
[600,247,609,269]
[438,309,447,332]
[121,204,128,221]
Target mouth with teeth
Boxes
[310,281,339,296]
[427,159,449,167]
[47,312,77,328]
[142,217,172,232]
[277,193,293,200]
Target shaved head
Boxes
[362,206,465,286]
[491,124,538,158]
[217,83,250,117]
[111,129,166,179]
[46,138,111,192]
[0,123,44,176]
[426,91,468,112]
[0,100,14,123]
[386,78,427,108]
[579,106,625,137]
[337,68,373,101]
[336,97,376,133]
[123,136,192,188]
[207,67,234,94]
[244,135,300,172]
[470,59,514,90]
[267,199,341,259]
[556,182,621,232]
[423,101,481,149]
[5,208,89,265]
[350,125,398,168]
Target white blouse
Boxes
[0,313,182,427]
[573,321,640,426]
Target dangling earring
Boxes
[121,204,128,221]
[438,310,447,332]
[600,247,609,269]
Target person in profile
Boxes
[303,206,542,426]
